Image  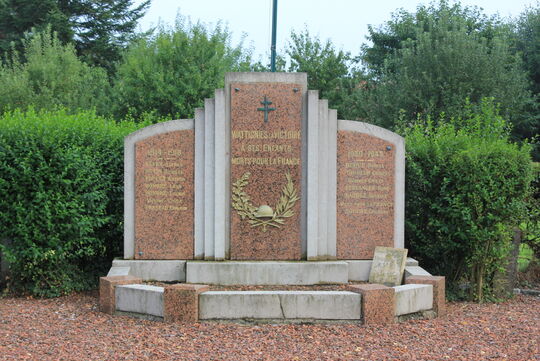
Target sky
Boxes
[136,0,537,62]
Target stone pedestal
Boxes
[405,275,446,316]
[99,275,142,314]
[163,284,209,322]
[348,284,394,325]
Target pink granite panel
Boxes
[164,284,209,322]
[337,131,395,259]
[348,283,394,325]
[99,275,142,314]
[230,83,303,260]
[406,275,446,316]
[135,130,194,259]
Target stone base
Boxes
[186,261,348,285]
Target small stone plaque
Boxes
[368,246,408,287]
[229,82,303,260]
[337,131,395,259]
[134,129,194,259]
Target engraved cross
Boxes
[257,96,276,123]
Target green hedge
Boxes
[405,100,533,301]
[0,109,141,297]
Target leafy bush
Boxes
[0,28,112,115]
[0,109,141,297]
[113,16,252,120]
[404,99,533,301]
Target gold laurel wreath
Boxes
[231,171,300,232]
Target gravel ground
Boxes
[0,292,538,360]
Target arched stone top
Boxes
[337,120,404,148]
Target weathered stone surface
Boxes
[115,284,164,317]
[368,246,408,286]
[134,129,194,259]
[404,266,431,278]
[164,284,209,322]
[348,284,394,325]
[186,261,348,285]
[106,266,130,277]
[406,275,446,316]
[199,291,361,320]
[229,82,304,260]
[336,131,396,259]
[394,284,433,316]
[111,260,186,282]
[99,275,142,315]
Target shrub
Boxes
[0,109,141,297]
[404,99,533,301]
[0,28,112,115]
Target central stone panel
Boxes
[230,82,303,260]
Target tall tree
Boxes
[355,0,534,153]
[286,29,361,119]
[0,0,150,73]
[113,17,252,120]
[362,0,508,77]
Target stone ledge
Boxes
[115,284,164,317]
[346,258,420,282]
[186,261,349,285]
[111,260,186,282]
[199,291,361,320]
[394,284,433,316]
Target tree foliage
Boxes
[0,28,111,115]
[113,17,252,120]
[0,0,150,73]
[356,0,535,150]
[286,29,361,119]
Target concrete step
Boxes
[115,284,164,317]
[199,290,361,320]
[186,261,349,285]
[394,284,433,316]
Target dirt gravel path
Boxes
[0,292,538,360]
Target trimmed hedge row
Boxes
[404,101,534,301]
[0,109,142,297]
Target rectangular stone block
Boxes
[199,291,361,320]
[394,284,433,316]
[348,284,394,325]
[115,284,164,317]
[336,130,396,259]
[134,128,195,259]
[229,82,303,260]
[406,275,446,316]
[186,261,348,285]
[99,275,142,315]
[164,284,209,322]
[404,266,431,278]
[111,260,186,282]
[368,247,408,287]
